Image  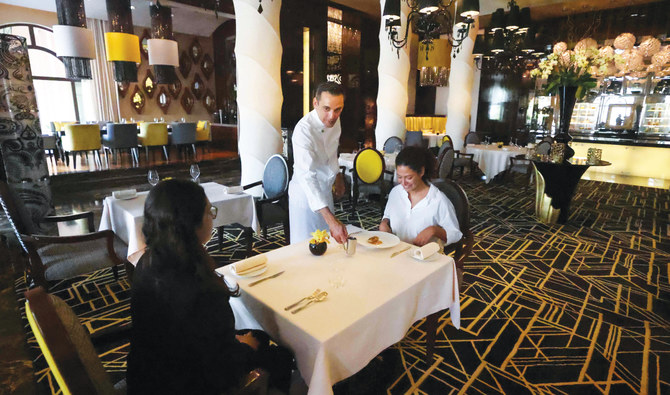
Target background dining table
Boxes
[219,225,460,395]
[463,144,528,183]
[99,182,259,264]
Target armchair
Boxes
[432,179,474,273]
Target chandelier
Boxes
[382,0,480,58]
[473,0,545,74]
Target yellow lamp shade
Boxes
[418,39,452,69]
[104,32,141,63]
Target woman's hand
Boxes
[379,219,392,233]
[236,332,260,350]
[413,226,436,246]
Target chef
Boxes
[289,82,348,244]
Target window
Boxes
[0,23,93,134]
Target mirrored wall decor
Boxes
[180,87,195,114]
[143,69,156,98]
[118,81,130,98]
[202,89,217,113]
[201,53,213,79]
[157,86,171,114]
[169,78,182,99]
[179,50,191,78]
[131,85,146,114]
[191,73,204,100]
[190,37,203,64]
[140,29,150,60]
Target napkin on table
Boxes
[112,189,137,199]
[413,242,440,260]
[223,186,244,194]
[233,255,267,275]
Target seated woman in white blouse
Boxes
[379,146,462,247]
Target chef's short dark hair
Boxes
[315,82,345,100]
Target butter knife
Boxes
[390,246,411,258]
[248,271,285,287]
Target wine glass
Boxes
[147,170,159,186]
[190,164,201,183]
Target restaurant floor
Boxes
[1,168,669,394]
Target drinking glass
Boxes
[328,259,346,289]
[190,164,201,183]
[148,170,159,186]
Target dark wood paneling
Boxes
[212,19,236,123]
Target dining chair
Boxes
[349,147,393,213]
[0,180,128,290]
[241,154,291,246]
[61,124,103,170]
[170,122,197,161]
[138,122,169,163]
[195,120,212,157]
[441,135,454,149]
[434,147,455,180]
[382,136,403,153]
[404,130,426,148]
[102,123,139,167]
[41,135,60,167]
[464,132,481,145]
[535,140,551,155]
[432,179,474,274]
[506,154,534,186]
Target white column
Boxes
[444,17,479,151]
[375,0,411,150]
[234,0,283,190]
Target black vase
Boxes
[555,85,578,160]
[309,242,327,256]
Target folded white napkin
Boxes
[527,143,535,149]
[112,189,137,199]
[413,242,440,260]
[223,186,244,194]
[232,255,267,275]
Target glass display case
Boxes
[640,101,670,134]
[570,103,598,131]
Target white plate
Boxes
[409,248,439,262]
[231,265,268,278]
[356,231,400,249]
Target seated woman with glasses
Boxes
[127,179,292,394]
[379,146,462,247]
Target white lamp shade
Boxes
[147,39,179,66]
[52,25,96,59]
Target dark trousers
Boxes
[236,329,294,393]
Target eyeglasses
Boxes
[209,205,218,219]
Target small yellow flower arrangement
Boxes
[309,229,329,256]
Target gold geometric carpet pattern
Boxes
[13,178,670,394]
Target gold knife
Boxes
[390,246,411,258]
[248,271,285,287]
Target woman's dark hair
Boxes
[395,146,435,183]
[142,179,237,295]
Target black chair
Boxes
[103,123,139,166]
[464,132,480,145]
[0,180,128,290]
[506,154,533,186]
[435,147,455,180]
[536,141,551,155]
[170,122,197,161]
[432,179,474,273]
[441,135,454,149]
[404,131,426,148]
[241,154,291,245]
[382,136,403,153]
[452,132,478,178]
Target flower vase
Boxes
[555,85,578,161]
[309,241,327,256]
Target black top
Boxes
[127,252,254,394]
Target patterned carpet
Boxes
[12,176,670,394]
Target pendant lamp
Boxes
[53,0,95,80]
[149,2,179,84]
[105,0,140,83]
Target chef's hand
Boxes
[318,207,348,244]
[333,173,346,200]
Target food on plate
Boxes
[367,236,382,245]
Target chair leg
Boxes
[244,227,254,257]
[112,264,119,281]
[71,152,76,169]
[217,226,224,251]
[262,226,268,239]
[162,146,169,162]
[283,221,290,245]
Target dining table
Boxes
[422,132,447,148]
[99,182,259,264]
[463,144,528,183]
[218,226,460,395]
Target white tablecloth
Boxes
[218,226,460,395]
[99,182,259,264]
[423,133,447,148]
[464,144,527,183]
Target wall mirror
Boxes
[190,38,203,64]
[143,69,156,98]
[179,50,191,78]
[169,79,182,99]
[140,29,150,60]
[191,73,204,99]
[131,85,145,114]
[201,53,213,79]
[181,87,195,114]
[117,81,129,98]
[202,89,216,113]
[157,86,171,114]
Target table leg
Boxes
[424,311,441,364]
[217,226,224,251]
[243,227,254,257]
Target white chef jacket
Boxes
[289,110,341,244]
[383,183,462,246]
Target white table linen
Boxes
[464,144,527,183]
[99,182,259,264]
[423,132,447,148]
[218,225,460,395]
